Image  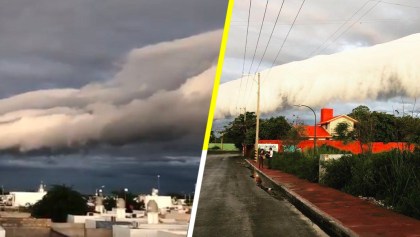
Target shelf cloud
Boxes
[215,33,420,119]
[0,30,222,152]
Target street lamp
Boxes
[124,188,128,201]
[157,175,160,192]
[96,185,105,196]
[294,104,317,155]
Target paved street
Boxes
[193,154,327,237]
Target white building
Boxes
[66,189,190,237]
[9,182,46,207]
[142,189,173,210]
[113,225,187,237]
[0,225,5,237]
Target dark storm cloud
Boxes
[0,0,225,153]
[0,0,227,193]
[0,30,222,152]
[0,159,199,194]
[0,143,201,193]
[0,0,227,97]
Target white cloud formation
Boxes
[0,30,222,152]
[215,33,420,118]
[222,0,420,83]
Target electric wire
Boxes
[318,0,381,54]
[269,0,307,69]
[235,0,253,112]
[247,0,270,76]
[245,0,306,108]
[253,0,286,77]
[241,0,270,111]
[308,0,371,57]
[379,1,420,9]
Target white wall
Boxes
[258,143,279,152]
[67,214,104,224]
[145,196,173,209]
[10,192,46,207]
[327,117,354,136]
[0,225,5,237]
[113,225,132,237]
[157,230,187,237]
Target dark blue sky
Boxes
[0,148,199,195]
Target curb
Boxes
[245,159,358,237]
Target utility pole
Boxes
[239,107,247,156]
[254,73,261,160]
[220,132,224,150]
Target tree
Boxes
[348,105,375,153]
[223,112,256,149]
[397,115,420,146]
[31,185,87,222]
[349,105,370,118]
[283,125,305,152]
[333,122,355,143]
[347,105,420,151]
[103,197,116,211]
[209,131,217,143]
[370,111,398,142]
[223,113,292,149]
[260,116,291,140]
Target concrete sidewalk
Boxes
[247,159,420,237]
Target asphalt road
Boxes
[193,154,327,237]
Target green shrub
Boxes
[272,152,319,182]
[322,150,420,219]
[322,155,354,190]
[272,149,420,219]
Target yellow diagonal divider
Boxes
[202,1,234,151]
[187,0,235,236]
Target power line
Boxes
[307,0,371,57]
[269,0,307,69]
[235,0,253,112]
[378,0,420,9]
[230,18,405,26]
[241,0,253,77]
[253,0,286,76]
[319,0,382,54]
[242,0,269,110]
[247,0,269,75]
[246,0,306,109]
[249,0,286,110]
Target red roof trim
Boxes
[300,125,332,138]
[318,115,357,125]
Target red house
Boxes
[258,108,414,154]
[301,108,357,140]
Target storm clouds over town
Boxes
[0,0,227,193]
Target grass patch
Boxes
[208,143,238,151]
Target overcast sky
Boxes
[0,0,227,194]
[214,0,420,129]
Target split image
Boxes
[0,1,228,237]
[1,0,420,237]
